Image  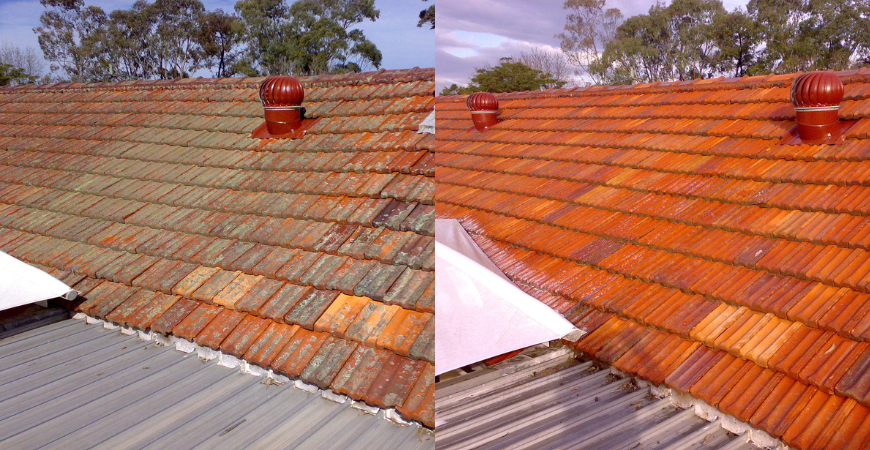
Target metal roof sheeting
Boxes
[0,319,434,450]
[435,347,757,450]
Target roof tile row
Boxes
[436,72,870,447]
[1,69,434,426]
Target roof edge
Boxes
[437,67,870,102]
[0,67,436,94]
[73,312,435,430]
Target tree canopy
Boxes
[34,0,385,82]
[35,0,112,82]
[419,0,434,29]
[0,63,37,86]
[558,0,870,85]
[440,58,567,95]
[557,0,623,85]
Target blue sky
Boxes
[0,0,433,77]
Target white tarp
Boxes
[0,251,78,312]
[435,219,584,375]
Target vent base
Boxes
[251,117,318,140]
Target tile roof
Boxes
[436,346,757,449]
[0,318,434,449]
[0,68,434,427]
[435,68,870,449]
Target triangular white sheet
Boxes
[435,219,584,375]
[0,251,78,312]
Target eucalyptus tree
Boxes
[199,9,244,78]
[748,0,870,73]
[419,0,434,29]
[34,0,113,82]
[235,0,382,76]
[557,0,624,85]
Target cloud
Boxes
[435,0,750,91]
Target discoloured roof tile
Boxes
[408,315,434,362]
[88,283,139,318]
[365,353,425,408]
[234,277,285,314]
[172,302,222,341]
[332,344,393,399]
[257,283,313,322]
[378,311,432,358]
[243,321,300,367]
[285,289,340,329]
[212,273,262,309]
[105,290,162,326]
[195,308,246,349]
[131,259,197,294]
[1,68,433,427]
[190,270,241,303]
[272,328,330,377]
[117,288,174,325]
[354,262,405,301]
[172,266,221,297]
[299,336,357,389]
[313,294,370,335]
[150,297,200,334]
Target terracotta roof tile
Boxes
[272,328,330,377]
[212,273,262,309]
[234,277,286,314]
[299,336,357,389]
[195,307,246,349]
[105,290,162,325]
[284,289,340,329]
[830,404,870,449]
[242,321,300,367]
[365,353,426,409]
[256,283,312,322]
[0,69,433,426]
[313,293,369,335]
[172,302,222,341]
[150,297,199,334]
[87,283,139,318]
[332,344,392,399]
[190,269,241,303]
[438,73,870,444]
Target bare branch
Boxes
[516,47,574,87]
[0,42,47,78]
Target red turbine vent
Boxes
[466,92,499,112]
[466,92,499,132]
[791,71,844,108]
[259,76,304,107]
[790,71,844,143]
[253,75,305,139]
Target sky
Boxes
[0,0,433,78]
[436,0,751,92]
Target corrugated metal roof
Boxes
[0,319,434,450]
[435,347,757,450]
